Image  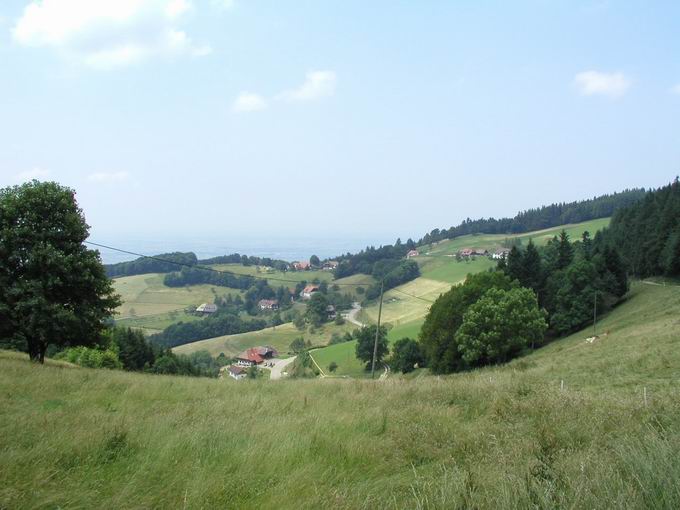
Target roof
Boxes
[258,299,279,307]
[293,261,310,269]
[228,365,246,375]
[407,250,419,256]
[236,346,278,363]
[196,303,218,313]
[302,284,320,293]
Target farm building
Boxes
[235,346,279,367]
[492,248,511,260]
[322,261,339,271]
[258,299,280,311]
[326,305,337,320]
[300,284,320,300]
[406,250,419,258]
[226,365,247,380]
[292,261,310,271]
[195,303,218,315]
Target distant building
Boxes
[406,250,419,259]
[258,299,280,311]
[227,365,247,380]
[492,248,511,260]
[322,261,339,271]
[235,346,279,367]
[300,284,320,300]
[473,248,488,256]
[292,261,310,271]
[195,303,218,315]
[459,248,475,257]
[326,305,337,320]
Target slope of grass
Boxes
[173,321,356,358]
[113,273,244,331]
[210,263,333,290]
[2,282,680,509]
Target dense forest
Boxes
[150,311,267,348]
[417,188,646,245]
[105,251,197,277]
[603,178,680,277]
[331,188,644,284]
[105,252,290,278]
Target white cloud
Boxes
[12,167,50,183]
[279,70,336,102]
[87,171,129,183]
[671,83,680,95]
[12,0,210,70]
[211,0,235,9]
[574,71,630,98]
[232,92,267,112]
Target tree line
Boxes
[149,312,267,348]
[603,178,680,277]
[105,252,198,277]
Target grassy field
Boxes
[173,321,357,358]
[421,217,610,258]
[2,281,680,509]
[113,273,245,332]
[210,264,333,290]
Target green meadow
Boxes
[113,273,245,332]
[2,281,680,509]
[209,263,333,290]
[173,321,356,358]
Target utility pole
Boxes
[371,278,385,379]
[593,291,598,336]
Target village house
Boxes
[492,248,511,260]
[300,284,320,300]
[322,261,339,271]
[459,248,475,257]
[406,249,419,258]
[227,365,247,380]
[258,299,279,311]
[195,303,217,315]
[235,346,279,367]
[292,261,310,271]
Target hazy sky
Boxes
[1,0,679,246]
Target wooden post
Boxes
[371,279,385,379]
[644,387,648,407]
[560,380,564,391]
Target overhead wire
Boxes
[86,240,437,302]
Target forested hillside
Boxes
[604,178,680,277]
[105,252,198,278]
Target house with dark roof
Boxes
[258,299,279,311]
[227,365,247,380]
[195,303,218,315]
[300,284,320,300]
[406,250,419,259]
[235,346,279,367]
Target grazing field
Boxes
[113,273,244,325]
[2,281,680,509]
[421,217,610,258]
[173,321,356,358]
[209,264,333,290]
[418,256,496,284]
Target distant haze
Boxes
[2,1,679,249]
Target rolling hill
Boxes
[2,280,679,509]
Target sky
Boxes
[1,0,679,253]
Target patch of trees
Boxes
[105,252,198,278]
[334,238,417,279]
[500,231,628,335]
[355,325,389,371]
[390,338,425,374]
[603,178,680,277]
[150,313,267,348]
[164,266,256,290]
[0,181,120,362]
[417,188,645,245]
[365,260,420,300]
[420,272,547,374]
[197,253,290,271]
[54,327,222,377]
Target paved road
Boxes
[269,356,297,380]
[344,302,365,327]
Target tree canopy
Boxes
[0,181,120,362]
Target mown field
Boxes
[113,273,245,333]
[2,281,679,509]
[173,321,357,358]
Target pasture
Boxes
[2,281,680,509]
[112,273,245,332]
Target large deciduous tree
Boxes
[0,181,120,362]
[355,325,388,370]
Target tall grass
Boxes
[1,282,679,509]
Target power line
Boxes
[87,240,439,303]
